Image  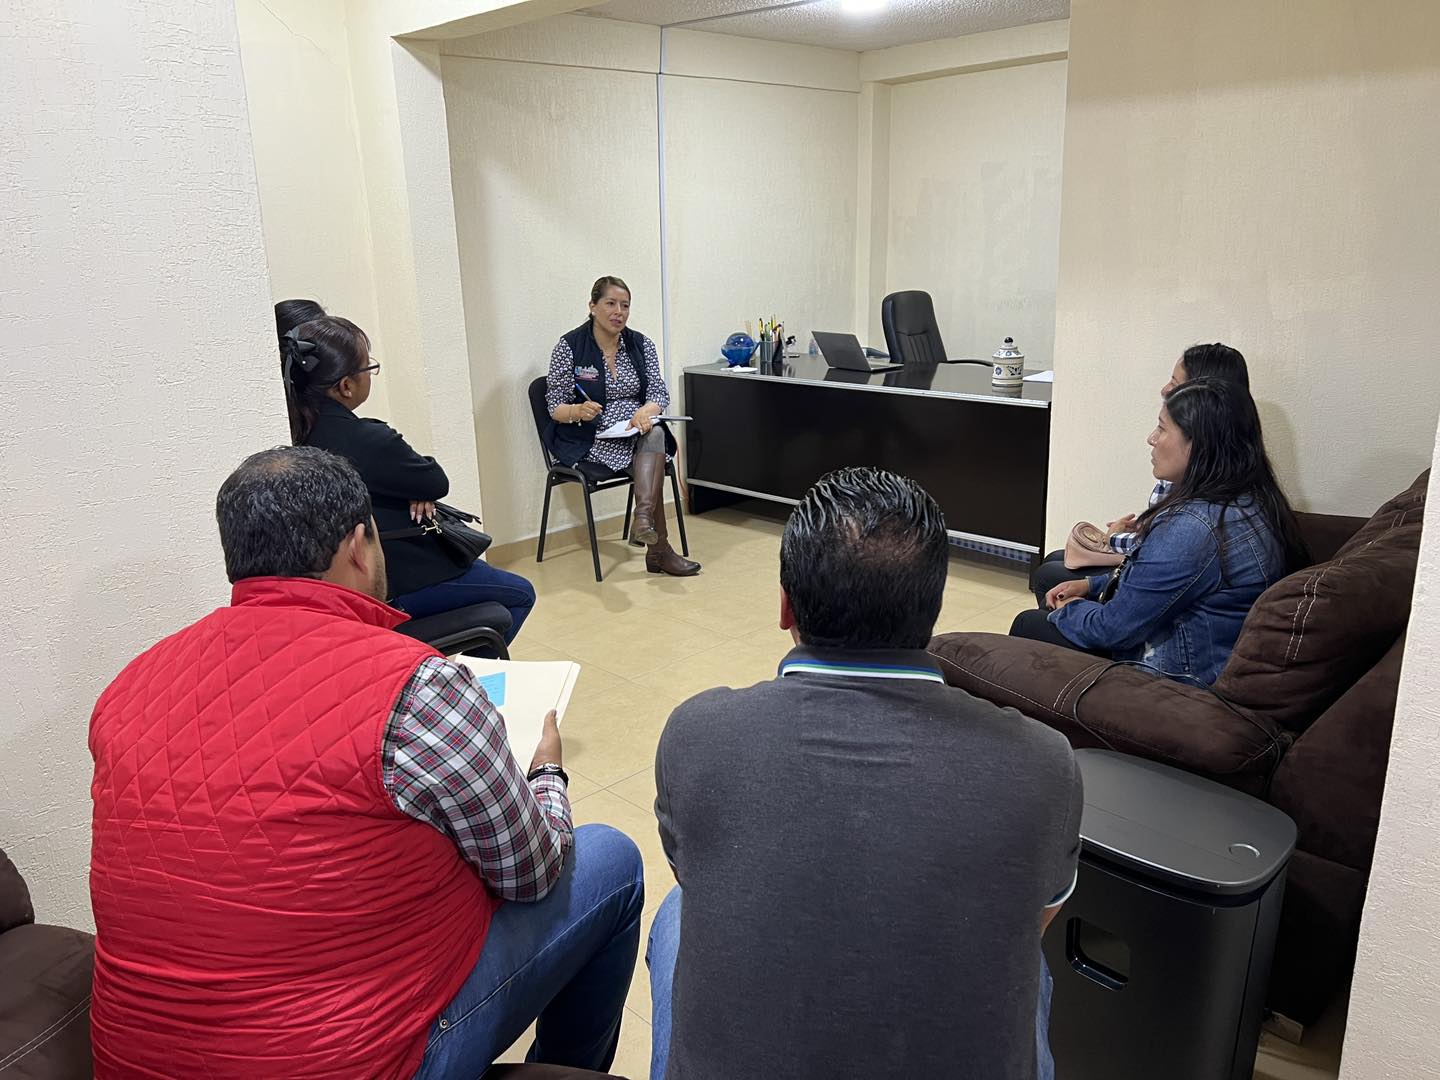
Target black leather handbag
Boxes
[380,502,492,562]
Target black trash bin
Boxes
[1045,750,1297,1080]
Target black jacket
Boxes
[545,323,675,467]
[305,398,471,598]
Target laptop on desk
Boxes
[812,331,902,373]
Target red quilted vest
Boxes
[89,577,498,1079]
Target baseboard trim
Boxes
[488,511,631,565]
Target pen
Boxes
[575,382,591,401]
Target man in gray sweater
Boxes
[647,467,1081,1079]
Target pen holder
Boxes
[756,338,775,372]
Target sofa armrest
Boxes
[0,848,35,935]
[1295,511,1367,565]
[928,632,1285,794]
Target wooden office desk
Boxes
[681,357,1052,555]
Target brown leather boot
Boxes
[646,498,700,576]
[628,451,664,546]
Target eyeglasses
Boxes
[359,361,381,376]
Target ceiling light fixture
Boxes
[840,0,886,14]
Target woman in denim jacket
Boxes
[1011,378,1308,685]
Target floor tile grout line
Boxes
[604,767,659,816]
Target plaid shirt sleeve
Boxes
[1108,481,1173,555]
[381,656,573,901]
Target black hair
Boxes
[275,298,326,339]
[1139,378,1309,575]
[216,446,375,584]
[1178,342,1250,391]
[780,467,949,650]
[279,315,370,444]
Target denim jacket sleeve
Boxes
[1051,507,1221,652]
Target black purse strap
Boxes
[378,502,479,542]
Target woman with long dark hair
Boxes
[1011,377,1307,685]
[1028,342,1252,604]
[277,304,537,641]
[545,276,699,576]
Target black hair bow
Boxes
[281,327,321,384]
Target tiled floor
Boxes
[488,502,1343,1079]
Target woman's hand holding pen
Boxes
[572,383,603,423]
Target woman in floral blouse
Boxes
[545,276,699,577]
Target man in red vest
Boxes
[89,446,644,1079]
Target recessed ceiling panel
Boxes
[579,0,1069,52]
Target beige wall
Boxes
[853,20,1068,351]
[439,17,860,545]
[1048,0,1440,548]
[235,0,391,419]
[1343,431,1440,1072]
[885,59,1067,366]
[663,34,860,400]
[1,0,286,926]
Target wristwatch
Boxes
[527,762,569,786]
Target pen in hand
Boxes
[573,382,600,423]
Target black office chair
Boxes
[394,603,511,659]
[881,291,989,367]
[526,376,689,583]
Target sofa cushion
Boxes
[0,848,34,935]
[928,632,1282,793]
[0,923,94,1079]
[1269,632,1405,875]
[1334,469,1429,559]
[1213,473,1425,732]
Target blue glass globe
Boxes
[721,332,756,366]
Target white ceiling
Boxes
[577,0,1069,53]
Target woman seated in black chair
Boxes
[276,302,537,641]
[544,276,699,577]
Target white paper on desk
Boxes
[1023,369,1054,383]
[596,419,640,439]
[452,657,581,765]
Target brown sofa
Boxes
[0,848,94,1078]
[0,847,630,1078]
[930,470,1428,1025]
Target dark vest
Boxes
[545,322,672,467]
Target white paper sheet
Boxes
[452,657,581,765]
[596,419,640,439]
[1023,369,1055,383]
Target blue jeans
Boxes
[413,825,645,1079]
[645,886,1056,1080]
[391,559,537,644]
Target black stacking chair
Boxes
[394,604,511,660]
[881,290,989,366]
[526,376,688,583]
